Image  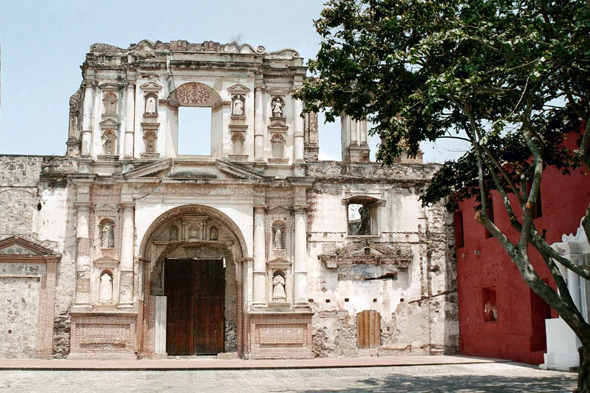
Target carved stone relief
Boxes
[174,82,221,107]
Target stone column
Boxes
[118,203,135,308]
[124,83,135,158]
[293,99,305,162]
[253,206,267,306]
[81,82,95,157]
[74,203,91,307]
[254,85,264,161]
[293,207,308,306]
[360,120,368,146]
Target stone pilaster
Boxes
[293,98,305,162]
[253,206,267,306]
[293,207,308,306]
[124,82,135,158]
[74,202,91,308]
[341,114,370,163]
[118,203,135,308]
[81,81,95,158]
[254,83,264,162]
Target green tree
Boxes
[295,0,590,389]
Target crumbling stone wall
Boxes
[306,162,459,357]
[0,263,44,358]
[0,155,77,358]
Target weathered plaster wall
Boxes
[305,162,459,357]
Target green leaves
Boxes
[295,0,589,208]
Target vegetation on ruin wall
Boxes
[295,0,590,390]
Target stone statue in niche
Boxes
[272,273,287,302]
[99,272,113,302]
[145,96,157,114]
[103,92,118,116]
[169,225,178,241]
[102,130,117,156]
[232,95,244,116]
[209,226,219,241]
[274,227,283,249]
[271,97,284,117]
[101,222,114,248]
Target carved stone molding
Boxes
[318,240,412,269]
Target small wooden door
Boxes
[357,310,381,349]
[165,259,224,355]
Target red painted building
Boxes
[455,134,590,364]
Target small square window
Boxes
[347,197,379,236]
[482,286,497,322]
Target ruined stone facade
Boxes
[0,40,458,359]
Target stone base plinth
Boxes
[246,312,314,359]
[69,312,138,359]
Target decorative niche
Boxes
[98,118,120,159]
[267,257,292,307]
[92,256,120,307]
[102,91,118,118]
[271,220,287,258]
[228,84,250,120]
[269,133,288,164]
[99,218,115,249]
[229,131,248,161]
[270,96,285,120]
[140,82,162,159]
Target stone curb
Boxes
[0,356,510,371]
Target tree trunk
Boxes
[576,346,590,393]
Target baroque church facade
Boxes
[0,40,458,359]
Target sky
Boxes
[0,0,469,162]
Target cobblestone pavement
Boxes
[0,362,577,392]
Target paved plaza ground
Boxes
[0,362,577,392]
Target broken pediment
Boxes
[227,84,251,94]
[318,241,412,270]
[93,255,120,269]
[123,158,265,181]
[99,118,120,128]
[140,82,163,93]
[0,236,59,257]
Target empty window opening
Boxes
[455,210,465,248]
[178,107,212,156]
[347,197,379,236]
[482,287,497,322]
[317,112,342,161]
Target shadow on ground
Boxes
[294,373,576,393]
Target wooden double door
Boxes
[165,258,225,355]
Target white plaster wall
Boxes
[134,200,254,258]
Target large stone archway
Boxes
[138,204,249,357]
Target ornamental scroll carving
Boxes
[174,82,221,107]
